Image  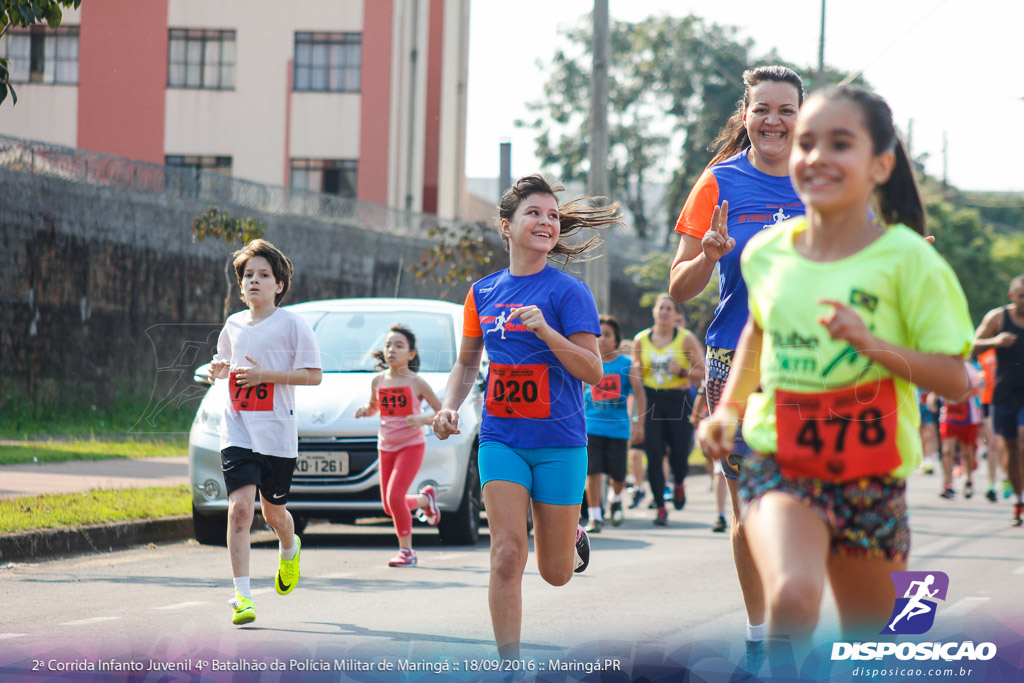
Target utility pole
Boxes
[585,0,610,312]
[816,0,826,88]
[942,131,948,186]
[499,140,512,201]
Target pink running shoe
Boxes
[421,485,441,527]
[388,548,418,567]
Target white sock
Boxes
[233,576,251,599]
[608,491,621,504]
[589,506,603,522]
[747,621,766,642]
[280,534,299,560]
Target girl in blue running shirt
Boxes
[433,174,622,661]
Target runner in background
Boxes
[932,361,981,500]
[433,174,621,660]
[918,387,941,474]
[355,324,443,567]
[700,87,973,667]
[669,65,807,664]
[692,382,728,531]
[976,348,1004,501]
[583,315,646,531]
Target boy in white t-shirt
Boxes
[207,239,322,625]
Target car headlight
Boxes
[196,407,222,435]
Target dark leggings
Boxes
[643,387,694,506]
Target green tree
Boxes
[926,201,1002,324]
[0,0,81,105]
[191,208,266,320]
[412,220,495,300]
[625,251,718,339]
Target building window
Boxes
[0,26,79,84]
[168,29,235,90]
[166,155,233,176]
[291,159,358,198]
[293,32,361,93]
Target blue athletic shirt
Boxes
[675,149,805,350]
[463,265,601,448]
[584,354,634,440]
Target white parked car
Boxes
[188,298,485,545]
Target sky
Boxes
[465,0,1024,196]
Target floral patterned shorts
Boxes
[740,454,910,561]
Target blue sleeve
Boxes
[556,276,601,337]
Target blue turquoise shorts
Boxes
[478,441,588,505]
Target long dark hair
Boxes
[812,86,925,234]
[707,65,805,168]
[498,174,623,264]
[372,324,420,372]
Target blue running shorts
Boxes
[478,441,588,505]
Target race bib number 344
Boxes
[774,378,900,482]
[486,363,550,419]
[229,372,274,412]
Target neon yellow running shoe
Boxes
[228,594,255,625]
[275,535,301,595]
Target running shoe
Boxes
[420,485,441,527]
[1013,503,1024,528]
[939,487,955,500]
[654,507,668,526]
[964,480,974,499]
[745,640,765,674]
[663,484,673,502]
[920,456,936,474]
[584,518,603,534]
[672,483,686,510]
[228,594,255,625]
[986,488,997,502]
[609,500,624,526]
[573,525,590,573]
[388,548,418,567]
[629,487,646,509]
[275,535,301,595]
[1004,480,1014,499]
[712,515,727,533]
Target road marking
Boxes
[942,597,990,618]
[60,616,120,626]
[0,634,27,640]
[154,601,207,610]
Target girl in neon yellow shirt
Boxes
[699,87,973,657]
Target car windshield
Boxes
[306,310,457,373]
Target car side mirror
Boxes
[194,362,213,386]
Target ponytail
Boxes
[876,139,925,235]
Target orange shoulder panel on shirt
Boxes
[463,288,483,338]
[674,170,720,239]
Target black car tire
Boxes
[192,503,228,546]
[437,442,481,545]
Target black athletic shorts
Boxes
[586,434,628,482]
[221,446,296,505]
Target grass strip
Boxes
[0,485,190,534]
[0,438,188,466]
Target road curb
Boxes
[0,515,193,564]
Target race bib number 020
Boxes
[378,386,415,416]
[229,372,274,412]
[774,378,900,482]
[486,363,550,419]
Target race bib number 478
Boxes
[774,378,900,482]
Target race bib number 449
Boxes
[774,378,900,482]
[486,363,550,419]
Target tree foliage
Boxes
[0,0,81,106]
[191,208,267,320]
[624,251,718,340]
[412,221,495,300]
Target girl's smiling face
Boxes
[790,97,894,215]
[501,192,560,256]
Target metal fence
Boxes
[0,133,651,258]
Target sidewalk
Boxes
[0,456,192,564]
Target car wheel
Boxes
[192,503,227,546]
[438,441,481,545]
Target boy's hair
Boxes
[372,324,420,373]
[708,65,805,168]
[811,86,925,234]
[233,239,294,306]
[599,315,622,346]
[497,173,623,264]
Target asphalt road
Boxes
[1,470,1022,681]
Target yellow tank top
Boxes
[637,327,690,390]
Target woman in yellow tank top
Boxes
[631,293,705,524]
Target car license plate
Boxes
[296,452,349,475]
